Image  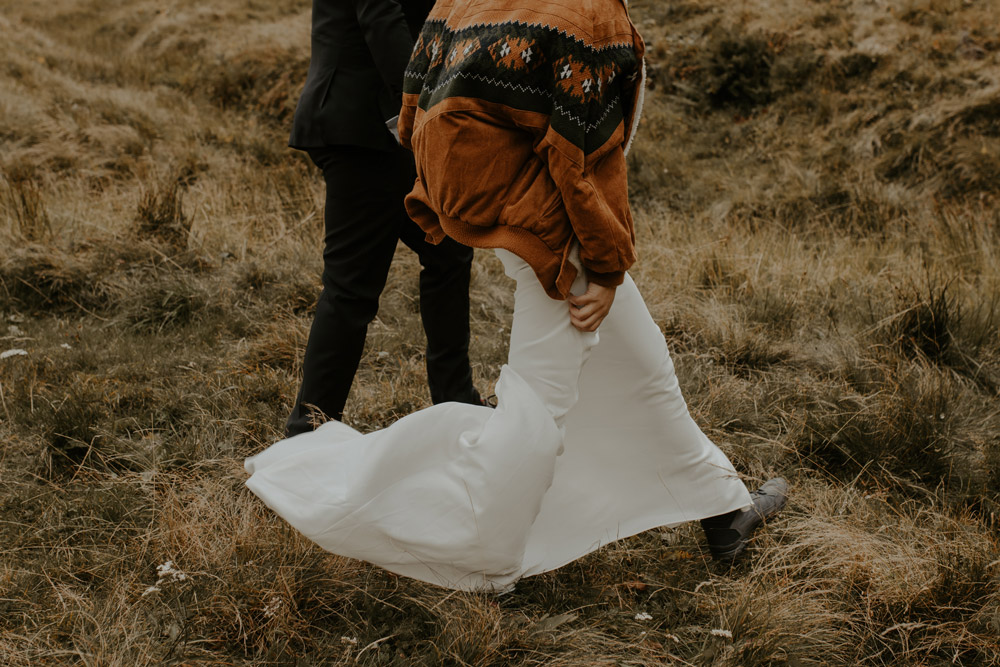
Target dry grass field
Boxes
[1,0,999,664]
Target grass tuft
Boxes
[135,179,190,251]
[703,29,775,113]
[1,170,51,241]
[886,280,958,363]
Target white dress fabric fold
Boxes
[245,249,752,591]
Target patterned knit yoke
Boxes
[404,6,641,158]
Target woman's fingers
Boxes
[571,312,602,332]
[570,301,598,319]
[568,283,602,306]
[571,304,605,323]
[570,303,609,332]
[568,282,616,332]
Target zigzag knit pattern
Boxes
[404,18,639,156]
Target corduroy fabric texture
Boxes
[398,0,646,298]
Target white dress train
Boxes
[245,249,752,591]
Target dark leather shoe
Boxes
[701,477,788,561]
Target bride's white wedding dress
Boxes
[245,249,752,591]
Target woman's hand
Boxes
[568,282,616,332]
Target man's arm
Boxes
[351,0,415,109]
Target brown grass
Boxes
[2,0,999,664]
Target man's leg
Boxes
[397,163,480,405]
[285,147,402,437]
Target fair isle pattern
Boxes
[404,19,639,156]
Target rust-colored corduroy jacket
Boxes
[399,0,645,298]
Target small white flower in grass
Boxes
[61,343,72,350]
[634,612,653,621]
[711,628,733,639]
[0,349,28,360]
[263,595,284,618]
[156,560,188,583]
[141,562,187,596]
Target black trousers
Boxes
[285,145,478,437]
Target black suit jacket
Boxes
[289,0,433,152]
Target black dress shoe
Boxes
[701,477,788,561]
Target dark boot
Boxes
[701,477,788,561]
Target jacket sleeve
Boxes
[533,36,643,288]
[536,130,635,288]
[350,0,415,108]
